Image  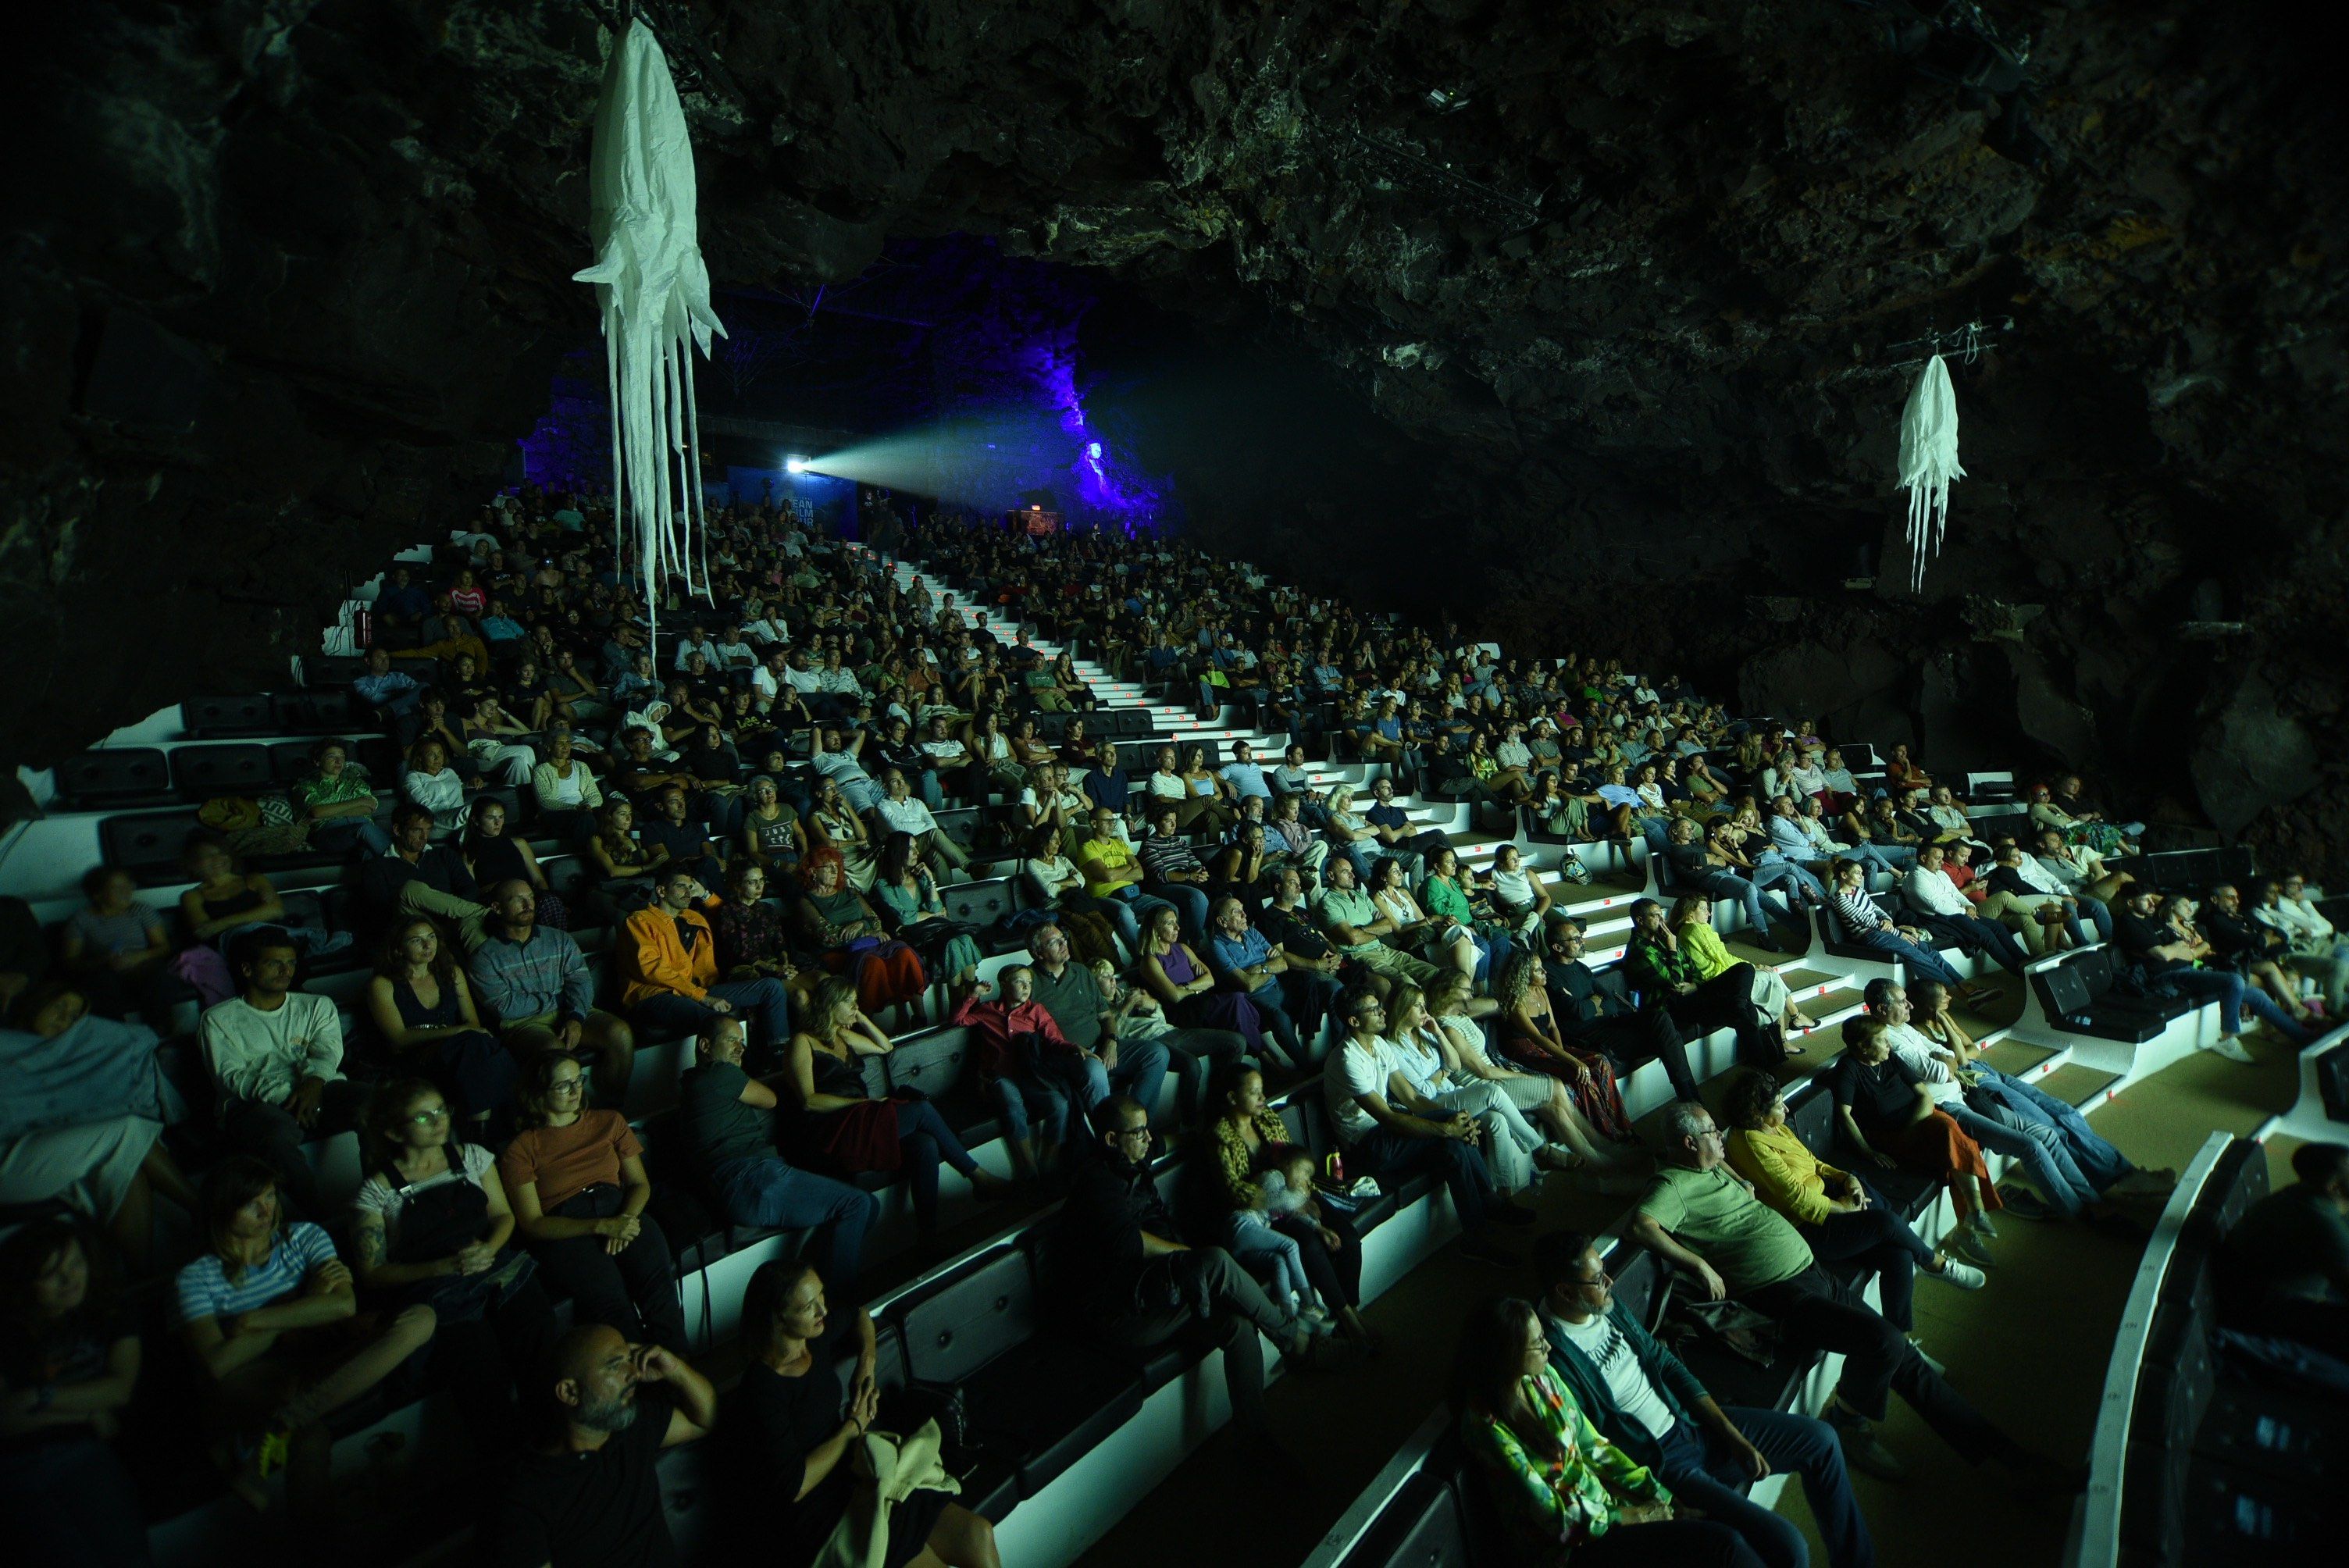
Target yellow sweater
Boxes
[1726,1121,1848,1226]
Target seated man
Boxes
[1536,1231,1875,1568]
[1268,743,1329,827]
[1254,866,1355,1031]
[676,1016,878,1296]
[1312,857,1443,989]
[2030,829,2122,939]
[1136,804,1214,937]
[2113,882,2313,1062]
[873,767,970,872]
[1080,738,1130,816]
[1217,740,1275,810]
[1631,1100,2073,1489]
[618,870,793,1057]
[809,725,884,813]
[1204,896,1310,1070]
[359,804,491,949]
[482,1326,717,1568]
[469,880,637,1101]
[1973,839,2087,953]
[637,786,722,886]
[1073,804,1174,954]
[353,644,426,724]
[1323,989,1527,1268]
[1024,924,1173,1122]
[1620,900,1780,1068]
[870,718,942,810]
[1047,1097,1324,1453]
[1266,792,1331,884]
[201,931,365,1218]
[1545,917,1701,1103]
[2216,1140,2349,1362]
[1899,845,2029,975]
[1362,776,1446,881]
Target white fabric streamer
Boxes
[1896,352,1964,590]
[575,19,725,639]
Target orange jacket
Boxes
[618,905,718,1008]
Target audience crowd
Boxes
[0,485,2339,1566]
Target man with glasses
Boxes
[1021,922,1174,1120]
[1535,1232,1875,1568]
[1323,989,1528,1268]
[1631,1101,2071,1489]
[1051,1096,1328,1451]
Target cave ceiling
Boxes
[3,0,2345,867]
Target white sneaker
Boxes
[2199,1035,2257,1064]
[1926,1256,1987,1291]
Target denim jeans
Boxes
[986,1038,1110,1147]
[1698,870,1792,935]
[1851,926,1964,989]
[1346,1124,1492,1234]
[1965,1067,2134,1192]
[1750,851,1825,901]
[1102,886,1175,953]
[1103,1035,1173,1121]
[1943,1100,2099,1217]
[1655,1409,1876,1568]
[2154,968,2313,1045]
[630,976,792,1051]
[1150,882,1211,939]
[708,1155,879,1298]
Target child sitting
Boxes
[1227,1149,1332,1334]
[1091,957,1171,1044]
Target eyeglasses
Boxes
[1114,1125,1151,1142]
[407,1106,451,1126]
[547,1078,586,1096]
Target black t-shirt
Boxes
[1256,902,1333,960]
[483,1388,677,1568]
[679,1061,774,1172]
[1827,1053,1923,1135]
[715,1335,853,1563]
[1665,844,1713,882]
[1549,960,1634,1026]
[640,820,709,864]
[2115,910,2187,978]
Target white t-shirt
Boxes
[1328,1037,1398,1144]
[1549,1306,1677,1439]
[1883,1022,1964,1107]
[351,1144,497,1255]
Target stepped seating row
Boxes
[1317,1074,1964,1568]
[58,736,401,811]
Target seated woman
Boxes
[348,1078,555,1441]
[400,736,479,838]
[1824,1019,1999,1267]
[176,1157,437,1513]
[1370,855,1484,983]
[288,739,393,857]
[1018,826,1121,964]
[1007,715,1057,779]
[1424,974,1641,1188]
[1490,953,1638,1146]
[0,1219,148,1563]
[1178,744,1240,837]
[178,834,302,951]
[1135,903,1276,1071]
[57,868,171,1027]
[872,832,984,1007]
[1882,743,1931,796]
[785,977,1008,1232]
[1211,820,1284,907]
[716,1259,1000,1568]
[1486,843,1555,943]
[1824,858,1998,1008]
[1666,895,1813,1048]
[1321,785,1381,884]
[363,917,515,1130]
[1454,1295,1754,1568]
[1385,985,1552,1193]
[579,797,668,918]
[794,846,929,1027]
[807,775,881,893]
[528,730,604,846]
[459,796,565,930]
[1203,1064,1376,1352]
[1720,1068,1984,1334]
[497,1053,687,1351]
[739,774,808,877]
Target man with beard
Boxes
[483,1324,717,1566]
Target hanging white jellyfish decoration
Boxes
[575,18,725,639]
[1896,352,1965,590]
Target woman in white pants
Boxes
[1382,983,1574,1191]
[1424,975,1647,1187]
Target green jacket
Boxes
[1538,1299,1712,1474]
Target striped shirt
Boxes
[175,1222,340,1325]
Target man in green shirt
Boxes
[1632,1101,2062,1489]
[2219,1141,2349,1359]
[1311,858,1442,985]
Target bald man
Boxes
[482,1324,716,1568]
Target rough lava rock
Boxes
[3,0,2345,875]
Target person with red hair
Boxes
[790,844,930,1026]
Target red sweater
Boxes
[950,993,1076,1080]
